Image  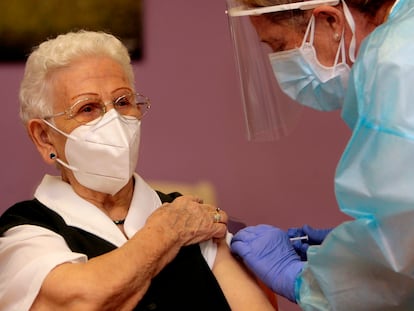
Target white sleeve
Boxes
[0,225,87,311]
[199,231,233,269]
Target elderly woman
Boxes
[0,30,275,311]
[226,0,414,310]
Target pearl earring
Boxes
[333,33,341,42]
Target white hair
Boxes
[19,30,135,125]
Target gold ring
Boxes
[213,207,221,223]
[213,212,221,223]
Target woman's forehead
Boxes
[251,15,303,51]
[50,57,130,101]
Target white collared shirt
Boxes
[0,173,217,311]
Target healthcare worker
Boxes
[225,0,414,309]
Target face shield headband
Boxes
[225,0,353,141]
[227,0,339,16]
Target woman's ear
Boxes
[313,5,345,40]
[27,119,57,165]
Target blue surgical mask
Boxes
[269,2,355,111]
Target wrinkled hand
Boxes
[146,195,228,246]
[287,224,333,261]
[231,225,303,302]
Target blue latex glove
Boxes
[287,224,333,261]
[231,224,303,302]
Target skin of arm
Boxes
[30,224,180,311]
[212,239,275,311]
[29,196,228,311]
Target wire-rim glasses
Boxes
[44,92,151,125]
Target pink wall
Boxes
[0,2,352,309]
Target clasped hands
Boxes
[231,224,332,302]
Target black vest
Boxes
[0,193,232,311]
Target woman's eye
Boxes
[77,103,100,114]
[116,97,132,107]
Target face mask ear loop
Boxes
[42,119,79,172]
[331,28,345,75]
[301,14,315,47]
[339,29,346,64]
[42,119,79,141]
[55,158,79,172]
[341,0,356,63]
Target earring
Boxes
[333,33,341,42]
[50,153,56,160]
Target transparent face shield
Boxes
[225,0,340,141]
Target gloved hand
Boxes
[287,224,333,261]
[231,224,303,302]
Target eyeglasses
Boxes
[44,92,151,125]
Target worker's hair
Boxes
[341,0,395,17]
[238,0,394,26]
[239,0,310,27]
[19,30,134,125]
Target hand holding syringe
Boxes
[288,225,333,260]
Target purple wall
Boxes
[0,1,351,310]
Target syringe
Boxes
[289,235,308,242]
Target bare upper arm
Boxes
[212,239,276,311]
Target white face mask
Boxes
[268,1,356,111]
[44,109,141,195]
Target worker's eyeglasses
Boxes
[44,92,151,125]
